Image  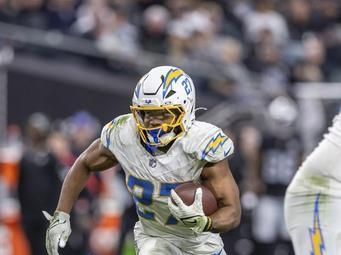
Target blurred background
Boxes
[0,0,340,254]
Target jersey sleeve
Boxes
[188,123,234,163]
[100,114,131,151]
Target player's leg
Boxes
[285,191,318,254]
[285,191,341,255]
[136,236,226,255]
[134,222,183,255]
[336,233,341,254]
[135,236,183,255]
[182,248,227,255]
[288,227,314,254]
[289,226,341,255]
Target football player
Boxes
[284,111,341,255]
[44,66,241,255]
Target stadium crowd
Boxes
[0,0,341,255]
[0,0,341,85]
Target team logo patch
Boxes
[163,68,184,98]
[201,133,228,160]
[309,193,325,255]
[149,158,157,168]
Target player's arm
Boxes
[168,126,240,234]
[44,139,117,255]
[200,159,241,233]
[56,138,118,213]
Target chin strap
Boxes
[146,128,176,146]
[147,129,162,143]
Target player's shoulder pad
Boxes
[100,114,133,149]
[182,121,234,162]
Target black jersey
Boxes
[260,134,302,196]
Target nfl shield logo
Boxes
[149,158,157,168]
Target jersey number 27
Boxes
[127,175,179,225]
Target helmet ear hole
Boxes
[183,100,186,104]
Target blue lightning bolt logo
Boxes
[201,133,228,160]
[309,193,325,255]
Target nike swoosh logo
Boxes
[183,218,198,225]
[49,219,66,230]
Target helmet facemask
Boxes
[131,105,185,147]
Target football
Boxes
[173,182,218,216]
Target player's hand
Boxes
[43,210,71,255]
[168,188,212,234]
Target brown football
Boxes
[173,182,218,216]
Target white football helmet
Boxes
[131,66,196,147]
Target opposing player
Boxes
[44,66,241,255]
[284,111,341,255]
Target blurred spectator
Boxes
[96,8,139,58]
[248,96,301,255]
[312,0,340,32]
[47,130,75,171]
[46,0,79,33]
[18,113,62,255]
[73,0,141,58]
[12,0,48,29]
[209,37,255,101]
[216,0,244,39]
[0,0,340,254]
[90,167,131,255]
[0,0,15,23]
[72,0,114,39]
[246,38,290,96]
[63,111,100,156]
[187,10,217,62]
[166,0,196,59]
[139,5,170,53]
[221,123,259,255]
[243,0,289,47]
[0,178,31,255]
[291,33,328,82]
[196,1,225,35]
[283,0,314,40]
[134,0,165,11]
[116,166,137,255]
[0,126,30,255]
[59,111,102,255]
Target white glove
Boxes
[43,210,71,255]
[168,188,212,234]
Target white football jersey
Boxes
[100,114,233,245]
